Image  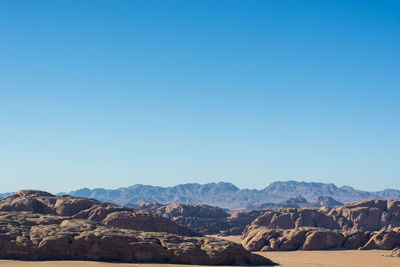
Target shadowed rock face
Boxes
[138,202,264,235]
[0,190,196,236]
[245,199,400,233]
[0,211,275,265]
[241,226,400,252]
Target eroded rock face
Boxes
[241,226,400,252]
[246,200,400,233]
[359,229,400,250]
[0,211,275,265]
[246,208,339,233]
[302,230,345,250]
[391,248,400,257]
[315,196,343,207]
[139,202,264,235]
[0,190,195,236]
[240,199,400,252]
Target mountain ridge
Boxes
[59,181,400,210]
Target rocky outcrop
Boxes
[248,195,343,210]
[391,248,400,257]
[241,226,400,252]
[157,203,230,219]
[245,208,339,233]
[281,195,309,206]
[359,228,400,250]
[241,199,400,252]
[0,211,275,265]
[0,190,195,236]
[246,199,400,233]
[137,201,163,213]
[315,196,343,207]
[219,210,266,236]
[139,202,263,235]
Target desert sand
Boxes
[258,250,399,267]
[0,250,399,267]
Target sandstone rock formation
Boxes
[241,199,400,252]
[246,199,400,233]
[0,211,275,265]
[0,190,195,236]
[391,248,400,257]
[241,226,400,252]
[138,202,263,235]
[248,195,343,210]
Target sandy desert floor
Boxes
[218,235,400,266]
[1,250,399,267]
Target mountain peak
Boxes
[63,181,400,210]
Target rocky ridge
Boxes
[0,211,275,265]
[242,199,400,251]
[247,195,343,210]
[245,199,400,233]
[242,226,400,251]
[0,190,195,236]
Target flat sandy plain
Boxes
[0,236,399,266]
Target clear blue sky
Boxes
[0,0,399,193]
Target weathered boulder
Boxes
[242,227,320,252]
[342,231,371,249]
[0,211,275,265]
[301,230,345,250]
[359,228,400,250]
[391,248,400,257]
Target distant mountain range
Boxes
[59,181,400,210]
[0,193,12,198]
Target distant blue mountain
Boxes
[0,192,13,198]
[62,181,400,210]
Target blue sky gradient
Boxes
[0,0,399,193]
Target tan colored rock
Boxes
[242,227,274,251]
[276,228,309,251]
[101,210,193,235]
[359,228,400,250]
[302,230,344,250]
[391,248,400,257]
[342,231,371,249]
[241,226,400,252]
[246,199,400,233]
[139,202,263,235]
[0,211,275,265]
[0,191,195,236]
